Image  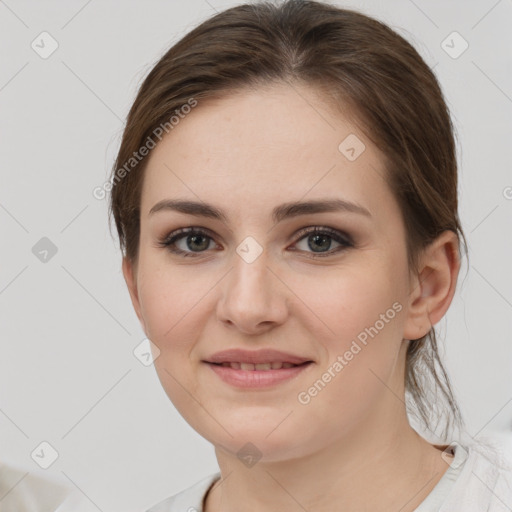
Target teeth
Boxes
[255,363,272,370]
[219,361,300,370]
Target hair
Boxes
[108,0,468,442]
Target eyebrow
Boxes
[149,198,372,224]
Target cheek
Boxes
[136,265,211,404]
[137,263,204,343]
[292,264,407,414]
[290,259,406,350]
[140,280,203,425]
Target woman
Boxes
[108,1,512,510]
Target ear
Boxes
[122,257,147,334]
[403,230,461,341]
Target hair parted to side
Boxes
[108,0,468,441]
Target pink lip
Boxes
[205,361,313,389]
[205,348,312,365]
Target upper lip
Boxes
[204,349,312,365]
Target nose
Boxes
[216,248,289,335]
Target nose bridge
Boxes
[216,238,287,331]
[229,242,273,302]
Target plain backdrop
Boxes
[1,0,511,510]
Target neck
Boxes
[205,411,450,512]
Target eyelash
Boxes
[156,226,353,259]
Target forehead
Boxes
[140,83,391,219]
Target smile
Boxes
[215,362,299,370]
[206,361,313,388]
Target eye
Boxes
[156,227,218,257]
[291,226,353,258]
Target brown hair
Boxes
[108,0,468,441]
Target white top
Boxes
[146,433,512,512]
[0,461,97,512]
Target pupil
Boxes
[188,235,209,251]
[309,234,330,252]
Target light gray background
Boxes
[1,0,511,510]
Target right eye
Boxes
[157,227,219,257]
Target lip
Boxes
[204,348,312,365]
[205,360,313,388]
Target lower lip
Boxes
[205,362,313,388]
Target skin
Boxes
[123,82,460,512]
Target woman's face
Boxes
[124,83,421,461]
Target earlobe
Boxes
[122,257,146,333]
[403,231,460,341]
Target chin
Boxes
[202,420,310,462]
[217,435,315,465]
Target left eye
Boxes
[157,226,353,258]
[291,226,353,257]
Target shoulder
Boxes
[440,431,512,512]
[472,431,512,510]
[146,472,221,512]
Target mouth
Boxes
[204,360,314,388]
[209,361,311,370]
